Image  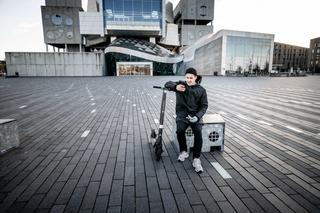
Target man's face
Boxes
[185,73,197,86]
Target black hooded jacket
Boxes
[165,80,208,121]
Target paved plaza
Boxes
[0,76,320,213]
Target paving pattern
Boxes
[0,76,320,213]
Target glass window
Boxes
[114,0,123,13]
[226,36,271,72]
[133,0,142,12]
[152,0,162,11]
[104,0,113,10]
[104,0,162,24]
[143,0,152,13]
[124,0,132,12]
[124,0,132,19]
[133,0,142,21]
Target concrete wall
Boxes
[5,52,105,76]
[181,25,213,46]
[41,6,82,44]
[191,37,222,75]
[174,0,214,21]
[79,12,104,35]
[159,23,180,46]
[45,0,82,8]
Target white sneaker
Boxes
[177,151,189,162]
[192,158,203,173]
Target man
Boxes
[165,68,208,173]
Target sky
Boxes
[0,0,319,60]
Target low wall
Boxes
[5,52,105,76]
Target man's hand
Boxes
[176,84,186,92]
[186,115,198,123]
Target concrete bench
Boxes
[0,119,20,154]
[172,114,225,152]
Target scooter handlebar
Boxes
[153,86,162,89]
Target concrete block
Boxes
[16,65,27,76]
[10,53,26,65]
[82,65,92,76]
[30,53,38,65]
[27,65,37,76]
[25,53,32,65]
[172,114,225,153]
[74,54,82,65]
[36,65,46,76]
[82,53,93,65]
[45,53,55,65]
[65,54,74,65]
[36,53,46,65]
[55,65,65,76]
[54,53,65,65]
[5,52,104,77]
[73,65,83,76]
[65,64,74,76]
[0,119,20,154]
[6,65,17,75]
[46,64,56,76]
[91,66,99,76]
[5,53,12,65]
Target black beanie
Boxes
[185,67,197,76]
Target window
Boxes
[133,0,142,13]
[105,0,113,10]
[114,0,123,13]
[152,0,161,12]
[124,0,132,17]
[143,0,152,13]
[199,5,207,17]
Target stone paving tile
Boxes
[0,76,320,212]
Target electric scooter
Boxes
[150,85,168,161]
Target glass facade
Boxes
[117,62,153,76]
[105,38,180,76]
[106,52,174,76]
[225,36,271,76]
[103,0,162,25]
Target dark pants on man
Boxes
[176,120,203,158]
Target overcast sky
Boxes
[0,0,319,60]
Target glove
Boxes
[186,115,198,123]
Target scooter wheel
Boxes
[150,129,157,139]
[156,154,161,161]
[154,138,163,161]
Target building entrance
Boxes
[116,62,153,76]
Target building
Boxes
[40,0,179,50]
[180,30,274,76]
[0,60,6,75]
[272,42,308,72]
[79,0,171,48]
[174,0,214,48]
[6,0,183,76]
[105,37,182,76]
[6,0,278,77]
[41,0,84,52]
[308,37,320,73]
